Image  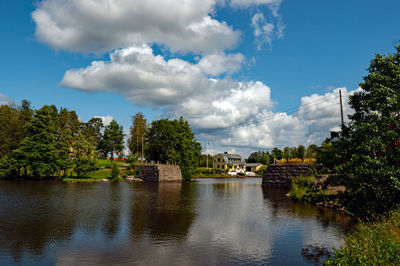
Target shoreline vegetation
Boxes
[288,45,400,264]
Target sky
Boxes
[0,0,399,157]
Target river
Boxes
[0,178,354,265]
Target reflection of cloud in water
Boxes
[0,179,354,265]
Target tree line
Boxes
[0,104,201,180]
[246,144,318,164]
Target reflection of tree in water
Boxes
[130,182,196,240]
[262,187,355,233]
[101,182,121,239]
[0,181,76,262]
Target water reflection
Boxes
[129,182,196,240]
[0,179,354,265]
[262,187,355,232]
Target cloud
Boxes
[32,0,240,54]
[251,13,275,50]
[0,93,12,106]
[60,44,357,156]
[94,115,114,126]
[197,53,245,76]
[61,45,250,107]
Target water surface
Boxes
[0,178,353,265]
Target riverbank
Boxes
[288,174,400,265]
[326,209,400,265]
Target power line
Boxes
[201,94,339,135]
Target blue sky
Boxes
[1,0,399,156]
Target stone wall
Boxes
[262,164,313,188]
[135,164,182,182]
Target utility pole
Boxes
[206,142,210,169]
[339,89,344,127]
[141,135,144,163]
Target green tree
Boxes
[272,147,283,161]
[146,117,201,180]
[289,147,298,159]
[56,108,80,176]
[332,45,400,217]
[14,105,59,178]
[128,112,147,158]
[306,144,318,158]
[297,145,306,159]
[81,117,103,146]
[98,120,125,165]
[247,151,270,165]
[283,147,290,162]
[71,131,97,177]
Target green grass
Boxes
[62,177,94,182]
[326,210,400,265]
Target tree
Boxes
[14,105,59,178]
[272,147,283,161]
[306,144,318,158]
[146,117,201,180]
[247,151,270,165]
[332,45,400,217]
[283,147,290,162]
[81,117,103,146]
[98,120,125,164]
[297,145,306,159]
[289,147,298,159]
[128,112,147,158]
[56,108,80,176]
[72,133,97,177]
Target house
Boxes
[246,163,263,173]
[213,152,246,173]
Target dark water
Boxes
[0,178,354,265]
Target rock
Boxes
[262,164,313,188]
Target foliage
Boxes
[98,119,125,164]
[0,101,32,159]
[146,117,201,180]
[297,145,306,159]
[111,163,119,180]
[283,147,290,162]
[306,144,318,158]
[81,117,103,149]
[327,45,400,218]
[246,151,270,165]
[196,154,213,168]
[326,210,400,265]
[257,165,268,176]
[289,147,298,159]
[289,175,327,203]
[13,105,59,178]
[271,147,283,160]
[128,112,147,157]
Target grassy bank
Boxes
[326,210,400,265]
[62,159,128,182]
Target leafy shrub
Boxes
[257,165,268,175]
[326,210,400,265]
[111,163,119,180]
[289,175,327,203]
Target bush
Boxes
[326,210,400,265]
[289,175,327,203]
[111,163,119,180]
[257,165,268,176]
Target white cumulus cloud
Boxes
[32,0,240,54]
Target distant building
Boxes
[213,152,246,173]
[246,163,263,173]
